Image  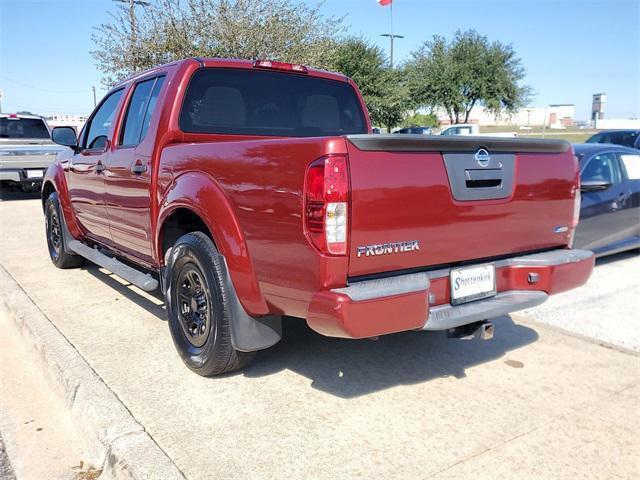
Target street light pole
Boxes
[380,33,404,68]
[92,86,97,108]
[113,0,150,71]
[380,2,403,68]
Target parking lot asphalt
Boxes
[524,251,640,352]
[1,196,639,479]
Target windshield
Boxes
[180,68,367,137]
[0,117,50,139]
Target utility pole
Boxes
[380,2,403,68]
[113,0,150,71]
[92,86,97,108]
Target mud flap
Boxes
[218,255,282,352]
[161,251,282,352]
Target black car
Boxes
[586,130,639,149]
[394,126,432,135]
[573,144,640,256]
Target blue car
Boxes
[573,144,640,256]
[586,130,639,149]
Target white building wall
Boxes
[435,105,575,127]
[595,118,640,129]
[46,114,88,133]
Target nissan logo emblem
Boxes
[474,148,491,167]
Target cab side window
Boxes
[83,89,124,150]
[119,76,165,147]
[619,153,640,180]
[581,152,621,184]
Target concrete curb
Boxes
[0,266,185,480]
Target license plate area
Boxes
[26,169,44,179]
[450,263,496,305]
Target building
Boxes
[591,93,606,122]
[46,114,88,132]
[435,104,575,128]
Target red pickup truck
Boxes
[43,58,594,376]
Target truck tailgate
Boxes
[346,135,578,277]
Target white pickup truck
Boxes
[0,114,66,192]
[439,123,517,137]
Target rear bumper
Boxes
[306,249,594,338]
[0,168,46,183]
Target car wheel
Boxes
[45,192,84,269]
[165,232,255,376]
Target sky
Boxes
[0,0,638,120]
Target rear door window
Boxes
[139,77,165,143]
[179,68,367,137]
[119,76,165,147]
[618,153,640,180]
[0,118,49,139]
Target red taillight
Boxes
[304,156,349,256]
[253,60,308,73]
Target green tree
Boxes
[406,30,530,124]
[92,0,345,87]
[328,38,409,131]
[401,112,439,128]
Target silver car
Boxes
[0,114,67,192]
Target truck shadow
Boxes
[0,187,40,202]
[85,265,539,399]
[595,250,639,266]
[244,316,538,398]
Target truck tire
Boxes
[44,192,84,269]
[165,232,255,376]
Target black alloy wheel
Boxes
[177,264,211,348]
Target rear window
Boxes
[179,68,367,137]
[0,117,49,139]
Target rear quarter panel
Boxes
[158,136,350,317]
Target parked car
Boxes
[0,113,66,192]
[586,130,640,149]
[573,144,640,256]
[394,126,432,135]
[439,123,517,137]
[44,58,593,377]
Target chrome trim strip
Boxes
[494,249,593,267]
[423,290,548,331]
[332,272,430,301]
[427,249,594,280]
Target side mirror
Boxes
[581,180,612,192]
[52,127,79,152]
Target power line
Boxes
[0,75,93,94]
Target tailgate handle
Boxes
[465,169,502,188]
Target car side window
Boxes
[618,153,640,180]
[581,152,621,184]
[139,77,165,143]
[83,89,124,150]
[119,76,165,147]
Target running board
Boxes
[67,239,159,292]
